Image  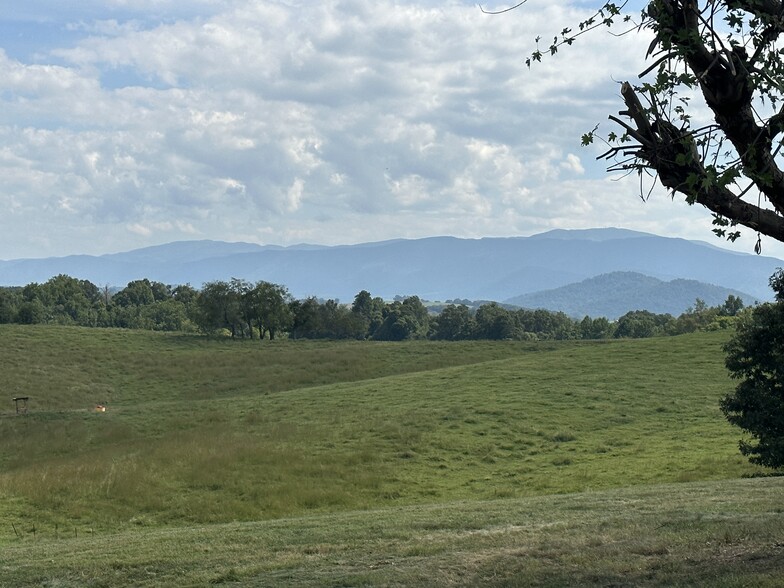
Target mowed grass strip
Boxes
[0,327,762,530]
[1,477,782,587]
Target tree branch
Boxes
[725,0,784,23]
[646,0,784,219]
[612,82,784,242]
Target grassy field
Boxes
[2,477,782,587]
[0,325,781,585]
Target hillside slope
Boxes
[0,325,759,531]
[506,271,756,318]
[1,327,779,586]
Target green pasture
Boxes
[0,325,780,585]
[0,325,759,529]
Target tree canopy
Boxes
[510,1,784,247]
[721,269,784,468]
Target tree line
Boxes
[0,274,747,341]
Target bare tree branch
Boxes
[479,1,529,16]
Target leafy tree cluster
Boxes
[0,275,747,343]
[0,275,198,332]
[432,295,745,341]
[289,292,429,341]
[195,279,293,339]
[610,295,746,338]
[433,303,577,341]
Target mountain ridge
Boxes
[0,228,780,306]
[505,271,756,319]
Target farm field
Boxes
[0,325,782,586]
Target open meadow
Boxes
[0,325,782,586]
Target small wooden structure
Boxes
[12,396,29,415]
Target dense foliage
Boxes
[0,274,746,341]
[0,276,196,332]
[721,270,784,468]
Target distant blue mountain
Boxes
[0,228,780,304]
[505,271,756,319]
[528,228,652,241]
[99,239,272,264]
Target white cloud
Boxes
[127,222,152,236]
[286,178,305,212]
[562,153,584,175]
[0,0,781,261]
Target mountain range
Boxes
[0,227,781,318]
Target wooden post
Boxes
[12,397,29,415]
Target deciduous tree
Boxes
[249,281,293,340]
[351,290,385,338]
[506,1,784,246]
[112,279,155,307]
[475,303,517,340]
[721,270,784,468]
[431,304,477,340]
[373,296,430,341]
[196,280,242,337]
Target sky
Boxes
[2,0,784,260]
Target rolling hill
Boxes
[1,326,782,586]
[505,271,757,318]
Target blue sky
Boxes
[1,0,782,260]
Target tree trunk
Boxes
[256,316,265,341]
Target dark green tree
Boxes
[139,299,191,332]
[351,290,385,338]
[317,299,367,339]
[431,304,476,340]
[0,288,20,323]
[172,284,200,326]
[150,281,173,302]
[196,280,243,337]
[719,294,745,317]
[230,278,255,338]
[579,315,615,339]
[721,270,784,468]
[289,297,322,339]
[530,309,577,340]
[668,298,719,334]
[373,296,429,341]
[112,279,155,307]
[40,274,102,325]
[249,281,293,340]
[615,310,666,338]
[475,303,516,340]
[172,284,199,306]
[16,299,46,324]
[21,282,42,303]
